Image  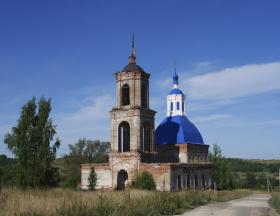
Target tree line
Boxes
[210,144,280,190]
[0,97,279,190]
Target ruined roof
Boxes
[122,62,144,72]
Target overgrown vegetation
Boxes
[209,144,279,190]
[132,171,156,190]
[4,97,60,188]
[0,188,251,216]
[56,139,110,188]
[210,144,236,190]
[269,192,280,214]
[88,168,97,191]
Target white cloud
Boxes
[183,62,280,101]
[55,94,114,153]
[192,61,212,68]
[193,114,233,123]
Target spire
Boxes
[172,63,179,87]
[129,33,136,64]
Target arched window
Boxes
[195,174,198,188]
[177,175,182,190]
[141,83,147,108]
[176,101,180,110]
[170,102,173,111]
[182,102,184,112]
[186,175,190,188]
[202,174,205,187]
[142,122,151,152]
[118,121,130,152]
[121,84,130,106]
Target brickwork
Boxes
[139,163,171,191]
[110,70,156,153]
[110,152,140,188]
[80,49,212,191]
[81,163,111,190]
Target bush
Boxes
[132,172,156,190]
[88,168,97,191]
[245,172,257,188]
[269,193,280,214]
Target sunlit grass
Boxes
[0,188,252,216]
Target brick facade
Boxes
[80,48,212,191]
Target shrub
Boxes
[269,193,280,214]
[88,168,97,191]
[132,171,156,190]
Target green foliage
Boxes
[0,155,16,166]
[224,158,280,173]
[0,155,17,187]
[4,97,60,188]
[245,172,257,188]
[210,144,235,190]
[58,139,110,188]
[88,168,97,191]
[132,171,156,190]
[269,193,280,214]
[223,158,279,189]
[68,139,110,164]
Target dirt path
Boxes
[181,194,278,216]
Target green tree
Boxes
[68,139,110,163]
[4,97,60,187]
[210,144,233,190]
[132,171,156,190]
[59,139,110,187]
[88,167,97,190]
[245,172,257,188]
[257,173,267,189]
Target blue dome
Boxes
[169,88,183,95]
[155,115,204,145]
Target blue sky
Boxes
[0,0,280,159]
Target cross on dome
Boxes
[129,33,136,64]
[172,68,179,85]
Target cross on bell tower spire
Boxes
[129,33,136,64]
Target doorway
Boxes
[117,169,128,190]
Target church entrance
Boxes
[117,169,128,190]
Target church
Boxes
[81,39,212,191]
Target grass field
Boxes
[0,188,252,216]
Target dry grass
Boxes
[0,188,152,215]
[0,188,252,216]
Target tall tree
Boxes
[4,97,60,187]
[60,139,110,187]
[210,144,234,190]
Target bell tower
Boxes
[109,35,156,189]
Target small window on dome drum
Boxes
[177,102,180,110]
[121,84,130,106]
[171,102,173,111]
